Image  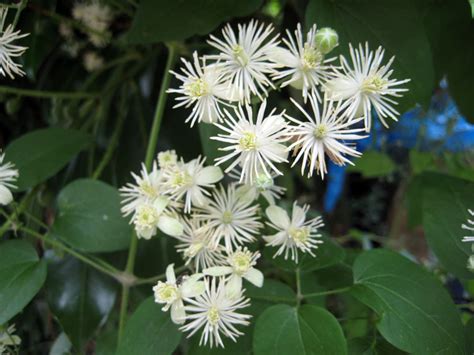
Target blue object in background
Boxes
[323,84,474,213]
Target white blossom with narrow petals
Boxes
[181,277,251,348]
[462,209,474,243]
[204,247,263,299]
[287,92,366,179]
[324,43,410,131]
[196,184,262,251]
[264,202,324,262]
[207,20,280,104]
[153,264,205,324]
[0,152,18,205]
[212,100,289,184]
[270,23,335,102]
[0,9,28,79]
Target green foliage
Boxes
[0,240,47,324]
[46,257,117,351]
[5,128,91,191]
[347,151,396,178]
[422,172,474,280]
[51,179,132,253]
[253,304,347,355]
[352,249,467,354]
[127,0,263,44]
[116,297,182,355]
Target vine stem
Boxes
[303,286,352,299]
[296,268,302,307]
[0,85,97,99]
[117,44,177,344]
[134,265,188,286]
[20,226,121,279]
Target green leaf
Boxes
[116,297,182,355]
[348,336,407,355]
[422,172,474,280]
[0,240,47,324]
[347,151,396,178]
[51,179,132,253]
[352,249,467,354]
[246,279,296,304]
[264,235,345,273]
[46,257,117,351]
[127,0,263,44]
[306,0,435,112]
[466,318,474,355]
[5,128,91,191]
[409,150,435,175]
[253,304,347,355]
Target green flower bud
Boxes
[315,27,339,54]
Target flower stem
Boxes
[13,0,28,27]
[0,85,97,99]
[134,265,188,285]
[296,268,302,307]
[117,43,177,344]
[303,286,352,299]
[20,226,121,279]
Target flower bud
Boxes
[315,27,339,54]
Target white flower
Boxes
[0,9,28,79]
[462,209,474,243]
[207,20,280,104]
[162,156,223,213]
[132,197,183,239]
[196,184,262,251]
[153,264,205,324]
[72,0,113,47]
[174,217,226,271]
[119,162,163,217]
[83,51,104,72]
[0,324,21,351]
[168,52,233,127]
[212,100,289,184]
[0,152,18,205]
[157,150,178,170]
[181,277,251,348]
[264,202,324,262]
[231,170,285,205]
[204,247,263,299]
[324,43,410,131]
[287,92,366,179]
[270,23,335,102]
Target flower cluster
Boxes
[0,151,18,206]
[169,20,410,180]
[0,324,21,354]
[120,19,410,349]
[462,209,474,272]
[58,0,114,71]
[0,8,28,79]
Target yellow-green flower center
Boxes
[255,173,273,191]
[170,170,193,188]
[361,75,388,93]
[289,227,310,244]
[135,205,159,228]
[302,45,323,70]
[231,251,252,275]
[185,78,208,97]
[185,243,204,258]
[313,124,328,139]
[222,210,233,224]
[239,132,257,151]
[156,283,179,303]
[232,45,249,66]
[208,307,220,325]
[139,181,158,199]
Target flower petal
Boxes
[181,279,205,298]
[157,216,183,237]
[170,299,186,325]
[196,166,223,185]
[203,266,233,277]
[244,268,264,287]
[166,263,176,284]
[225,274,243,299]
[0,184,13,205]
[266,205,290,230]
